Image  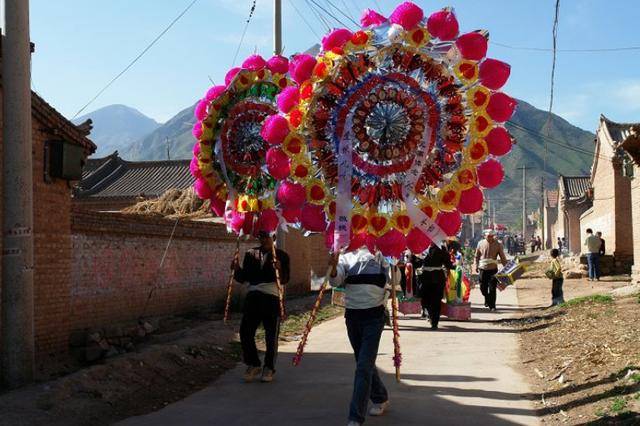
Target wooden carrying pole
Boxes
[271,242,286,319]
[223,239,241,324]
[292,269,331,366]
[391,267,401,382]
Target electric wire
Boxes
[231,0,258,66]
[324,0,360,27]
[305,0,332,32]
[287,0,322,39]
[308,0,352,28]
[71,0,199,119]
[493,41,640,53]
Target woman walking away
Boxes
[329,248,395,426]
[546,249,564,306]
[412,243,454,330]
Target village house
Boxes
[543,189,559,249]
[579,115,635,274]
[1,40,97,362]
[553,175,591,254]
[619,125,640,282]
[74,151,192,211]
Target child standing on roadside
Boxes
[546,249,564,306]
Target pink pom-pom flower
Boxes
[192,142,200,157]
[189,157,202,179]
[485,127,513,156]
[477,159,504,189]
[376,229,407,258]
[194,99,208,121]
[224,67,241,86]
[266,146,291,179]
[205,85,226,102]
[458,186,484,214]
[456,32,488,61]
[289,54,316,84]
[486,93,517,123]
[192,122,203,140]
[427,9,459,41]
[301,204,327,233]
[277,181,306,209]
[479,59,511,90]
[389,2,424,30]
[406,228,431,254]
[194,178,212,200]
[436,210,462,237]
[276,86,300,114]
[241,54,266,71]
[360,9,387,27]
[322,28,353,52]
[267,55,289,74]
[257,209,279,233]
[260,114,290,145]
[282,208,301,224]
[210,197,225,217]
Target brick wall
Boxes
[70,210,314,332]
[631,165,640,281]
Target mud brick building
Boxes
[0,41,97,360]
[74,151,192,211]
[543,189,559,249]
[554,175,591,254]
[619,126,640,281]
[580,115,635,273]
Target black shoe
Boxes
[431,324,438,330]
[484,302,489,307]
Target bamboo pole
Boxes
[223,239,241,324]
[271,242,286,319]
[391,267,402,382]
[292,269,330,366]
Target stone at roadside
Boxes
[611,283,640,298]
[565,270,585,279]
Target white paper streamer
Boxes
[333,117,354,252]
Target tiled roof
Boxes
[75,151,193,200]
[620,127,640,164]
[559,175,590,200]
[601,115,640,145]
[545,189,559,208]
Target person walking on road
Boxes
[231,231,290,383]
[546,248,565,306]
[597,231,606,256]
[328,248,394,426]
[475,230,508,311]
[584,228,601,281]
[412,243,454,330]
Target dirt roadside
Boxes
[0,294,342,426]
[511,271,640,425]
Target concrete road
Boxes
[118,286,539,426]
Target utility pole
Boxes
[517,166,529,240]
[165,137,171,161]
[540,176,545,247]
[273,0,285,250]
[2,0,35,388]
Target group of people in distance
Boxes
[229,229,513,425]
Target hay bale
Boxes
[122,188,213,219]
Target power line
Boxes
[308,0,352,29]
[231,0,258,66]
[493,41,640,53]
[324,0,360,27]
[304,0,332,32]
[71,0,199,119]
[287,0,322,39]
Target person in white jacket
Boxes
[329,248,399,426]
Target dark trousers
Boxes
[479,268,498,309]
[240,291,280,370]
[551,278,564,305]
[345,310,388,424]
[587,253,600,280]
[420,274,446,327]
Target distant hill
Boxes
[73,104,160,158]
[124,104,194,161]
[126,99,595,227]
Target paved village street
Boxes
[119,286,538,426]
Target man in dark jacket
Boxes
[412,243,454,330]
[231,231,290,383]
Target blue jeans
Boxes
[587,253,600,280]
[346,312,388,423]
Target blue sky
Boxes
[21,0,640,131]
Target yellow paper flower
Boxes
[437,184,461,212]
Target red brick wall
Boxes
[70,210,255,329]
[0,86,78,361]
